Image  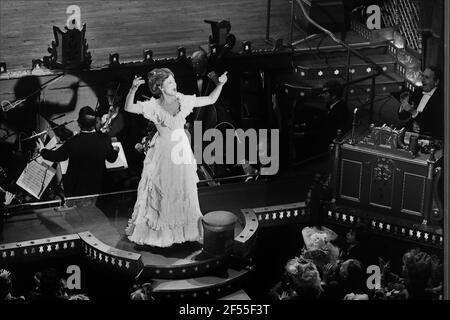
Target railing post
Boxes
[345,48,351,102]
[369,76,376,124]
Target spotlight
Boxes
[242,41,252,53]
[177,47,186,59]
[143,49,153,62]
[32,59,43,70]
[0,62,6,73]
[109,53,120,66]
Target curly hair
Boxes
[147,68,174,98]
[402,248,432,281]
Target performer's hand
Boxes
[218,71,228,85]
[131,76,145,90]
[4,190,15,205]
[36,138,45,152]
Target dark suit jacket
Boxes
[41,132,118,197]
[325,100,351,143]
[398,87,444,140]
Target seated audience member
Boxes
[0,269,25,300]
[342,223,374,268]
[130,282,155,300]
[398,66,444,140]
[39,106,119,197]
[321,262,345,300]
[301,225,340,267]
[28,268,68,301]
[269,257,323,300]
[374,249,442,300]
[339,259,367,296]
[290,257,324,300]
[268,258,302,300]
[322,80,351,144]
[402,248,440,300]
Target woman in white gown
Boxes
[124,68,228,247]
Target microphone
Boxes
[350,108,359,145]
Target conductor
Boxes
[38,106,119,197]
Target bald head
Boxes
[191,50,208,76]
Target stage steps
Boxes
[278,53,405,99]
[151,267,252,300]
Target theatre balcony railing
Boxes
[293,0,399,123]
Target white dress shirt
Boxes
[413,87,436,118]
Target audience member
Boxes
[402,248,436,300]
[339,259,367,296]
[28,268,68,301]
[0,269,25,300]
[268,258,302,300]
[130,282,155,300]
[342,223,374,268]
[301,225,340,267]
[290,257,324,300]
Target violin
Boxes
[99,105,120,134]
[98,82,121,134]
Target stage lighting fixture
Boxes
[204,19,231,47]
[177,47,186,59]
[109,53,120,66]
[0,62,6,73]
[143,49,153,62]
[242,41,252,53]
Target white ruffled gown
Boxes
[125,93,203,247]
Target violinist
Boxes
[96,81,126,139]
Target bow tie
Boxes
[422,91,433,96]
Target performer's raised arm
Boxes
[194,71,228,108]
[125,76,146,114]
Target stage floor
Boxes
[1,159,327,267]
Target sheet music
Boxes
[16,161,56,199]
[107,141,128,171]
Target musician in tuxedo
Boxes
[38,106,118,197]
[186,50,218,133]
[96,81,126,139]
[322,80,351,144]
[398,66,444,140]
